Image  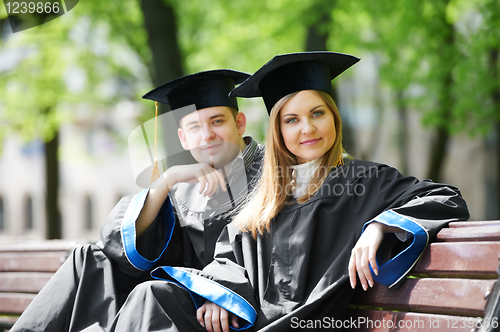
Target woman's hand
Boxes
[348,222,385,291]
[196,301,239,332]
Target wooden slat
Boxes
[436,226,500,242]
[0,272,53,293]
[0,252,69,272]
[412,242,500,278]
[347,309,482,332]
[0,241,82,252]
[351,278,496,317]
[448,221,500,228]
[0,293,36,315]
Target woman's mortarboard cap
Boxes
[142,69,250,112]
[229,52,360,113]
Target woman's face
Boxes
[279,90,336,164]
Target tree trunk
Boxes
[303,0,356,155]
[139,0,185,114]
[427,126,449,182]
[489,48,500,219]
[426,1,455,182]
[304,7,330,53]
[45,130,61,239]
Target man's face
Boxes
[177,106,246,168]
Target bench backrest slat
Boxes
[0,293,37,315]
[0,240,82,327]
[437,226,500,242]
[352,278,496,317]
[0,252,70,273]
[412,241,500,278]
[448,221,500,228]
[0,272,53,293]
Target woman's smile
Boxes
[280,90,336,164]
[300,138,322,145]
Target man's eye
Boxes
[213,119,223,124]
[189,125,200,131]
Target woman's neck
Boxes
[290,159,321,198]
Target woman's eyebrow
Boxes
[308,105,324,113]
[282,105,324,118]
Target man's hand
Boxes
[137,163,227,238]
[153,163,227,197]
[196,301,239,332]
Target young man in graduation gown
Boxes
[10,70,265,332]
[105,53,470,332]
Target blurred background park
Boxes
[0,0,498,242]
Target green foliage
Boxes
[452,0,500,135]
[349,0,500,136]
[1,0,498,146]
[172,0,305,74]
[0,0,150,143]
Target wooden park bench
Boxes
[0,240,83,331]
[348,220,500,332]
[0,221,499,331]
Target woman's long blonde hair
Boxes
[233,90,345,238]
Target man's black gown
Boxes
[10,139,264,332]
[107,159,469,332]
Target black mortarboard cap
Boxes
[142,69,250,111]
[229,52,360,113]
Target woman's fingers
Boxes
[348,251,357,289]
[369,245,379,276]
[352,245,374,291]
[355,248,368,291]
[360,248,373,288]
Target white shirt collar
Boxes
[289,159,321,198]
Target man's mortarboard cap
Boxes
[142,69,250,111]
[229,52,360,113]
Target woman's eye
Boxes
[285,118,297,124]
[313,111,323,117]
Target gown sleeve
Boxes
[150,162,470,329]
[359,165,470,288]
[97,189,178,277]
[151,223,258,330]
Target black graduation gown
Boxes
[150,159,469,331]
[108,144,263,276]
[10,141,264,332]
